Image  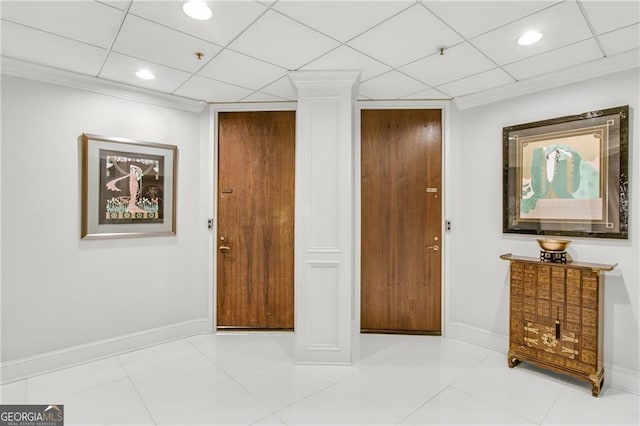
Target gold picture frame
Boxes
[503,106,629,239]
[81,133,177,239]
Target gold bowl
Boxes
[537,238,571,252]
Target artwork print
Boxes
[503,105,628,239]
[100,150,164,224]
[519,128,604,222]
[81,133,177,239]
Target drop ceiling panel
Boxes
[0,0,123,48]
[423,0,560,39]
[174,75,254,103]
[1,0,636,104]
[504,39,602,80]
[228,10,340,70]
[347,4,463,68]
[358,71,428,99]
[112,14,222,73]
[599,24,640,56]
[128,0,268,47]
[273,1,413,42]
[198,49,287,90]
[260,75,297,100]
[96,1,131,11]
[436,68,515,97]
[301,45,391,82]
[0,21,107,76]
[241,91,290,103]
[400,42,496,87]
[400,87,450,100]
[471,1,593,66]
[580,1,640,35]
[100,52,192,93]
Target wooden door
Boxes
[361,109,442,334]
[217,111,295,330]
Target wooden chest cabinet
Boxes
[500,254,615,396]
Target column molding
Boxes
[289,70,360,364]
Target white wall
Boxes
[2,66,638,391]
[448,68,640,391]
[1,76,209,369]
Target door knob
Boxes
[219,246,231,251]
[426,245,439,251]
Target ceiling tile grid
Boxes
[599,23,640,56]
[421,0,562,40]
[436,68,516,98]
[197,49,287,91]
[469,1,594,66]
[0,20,109,76]
[227,9,340,70]
[301,45,392,82]
[358,70,429,99]
[1,0,124,48]
[127,0,269,46]
[174,74,254,102]
[399,42,497,88]
[346,3,464,69]
[503,38,602,80]
[111,14,223,73]
[100,51,193,93]
[1,0,638,104]
[272,0,414,43]
[260,74,298,101]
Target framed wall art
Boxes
[81,133,177,239]
[503,105,629,239]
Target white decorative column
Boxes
[289,70,360,364]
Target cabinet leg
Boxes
[592,382,600,397]
[507,352,520,368]
[590,372,604,397]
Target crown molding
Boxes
[288,70,361,100]
[1,57,206,114]
[455,49,640,110]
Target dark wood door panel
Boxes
[217,111,295,329]
[361,109,442,333]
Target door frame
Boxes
[206,100,451,337]
[354,100,451,338]
[208,102,298,332]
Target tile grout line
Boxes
[185,335,291,383]
[185,335,295,424]
[224,335,323,416]
[115,356,159,426]
[449,385,540,425]
[26,370,130,406]
[537,377,579,426]
[449,352,565,425]
[394,350,496,424]
[267,336,433,423]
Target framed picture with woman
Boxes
[81,133,177,239]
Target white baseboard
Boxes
[446,322,639,395]
[604,363,640,395]
[1,319,209,384]
[446,322,508,353]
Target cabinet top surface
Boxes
[499,253,616,271]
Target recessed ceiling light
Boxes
[183,0,212,20]
[135,69,156,80]
[517,30,543,46]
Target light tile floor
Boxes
[1,333,638,425]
